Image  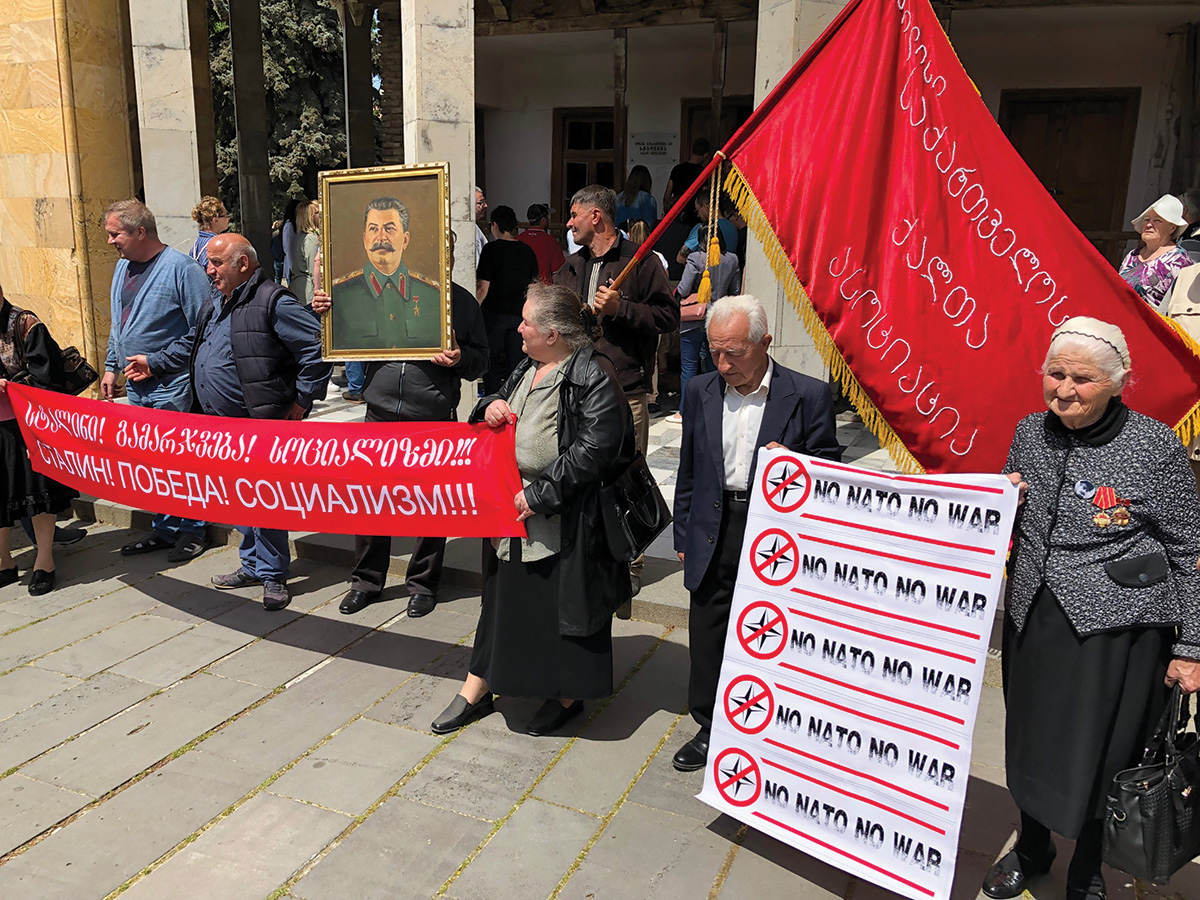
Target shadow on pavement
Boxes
[123,570,688,742]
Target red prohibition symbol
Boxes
[713,747,763,808]
[748,528,800,587]
[723,674,776,735]
[760,455,812,514]
[736,600,788,660]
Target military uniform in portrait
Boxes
[331,260,443,351]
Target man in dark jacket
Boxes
[554,184,677,600]
[313,232,489,618]
[670,295,841,772]
[126,233,331,611]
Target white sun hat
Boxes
[1132,194,1188,238]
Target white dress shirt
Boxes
[475,224,487,264]
[722,358,773,490]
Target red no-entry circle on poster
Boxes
[713,747,762,808]
[760,455,812,514]
[723,674,775,735]
[748,528,799,587]
[736,600,788,660]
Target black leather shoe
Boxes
[1066,875,1106,900]
[982,844,1056,899]
[672,730,710,772]
[431,693,494,734]
[407,593,436,618]
[0,567,17,588]
[28,569,56,596]
[339,589,380,615]
[527,699,584,736]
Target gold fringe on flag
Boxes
[723,164,924,474]
[1159,315,1200,447]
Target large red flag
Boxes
[717,0,1200,473]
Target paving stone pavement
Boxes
[0,406,1197,898]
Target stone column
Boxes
[744,0,851,378]
[400,0,475,292]
[126,0,214,251]
[338,1,377,169]
[378,1,404,165]
[227,0,272,266]
[0,0,135,367]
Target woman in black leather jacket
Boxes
[432,283,635,737]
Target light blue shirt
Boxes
[106,246,210,388]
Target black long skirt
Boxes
[1002,585,1171,838]
[0,420,77,528]
[469,541,613,700]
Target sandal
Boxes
[121,534,172,556]
[167,534,209,563]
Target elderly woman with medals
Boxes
[984,317,1200,900]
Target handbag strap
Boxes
[602,398,632,488]
[1142,685,1184,764]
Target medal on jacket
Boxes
[1074,480,1096,500]
[1089,485,1132,527]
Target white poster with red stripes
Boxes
[699,449,1018,900]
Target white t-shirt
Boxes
[475,225,487,264]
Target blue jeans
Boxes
[125,379,207,540]
[482,310,525,395]
[679,327,710,404]
[236,526,290,583]
[345,361,366,394]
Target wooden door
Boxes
[681,96,754,159]
[998,89,1140,265]
[551,107,616,230]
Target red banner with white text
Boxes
[8,384,527,538]
[720,0,1200,473]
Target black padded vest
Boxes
[190,269,300,419]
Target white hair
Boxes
[706,294,768,343]
[1044,316,1131,387]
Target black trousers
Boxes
[688,498,749,732]
[349,534,446,597]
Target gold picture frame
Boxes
[318,161,452,361]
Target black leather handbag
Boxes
[54,345,99,395]
[1102,685,1200,884]
[598,450,672,562]
[11,308,98,395]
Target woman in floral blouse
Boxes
[1118,194,1191,307]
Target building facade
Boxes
[0,0,1196,378]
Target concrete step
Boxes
[68,494,691,628]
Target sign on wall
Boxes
[699,448,1018,900]
[628,132,679,170]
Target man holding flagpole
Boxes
[554,185,676,602]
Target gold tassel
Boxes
[723,164,923,473]
[697,163,723,307]
[697,266,712,305]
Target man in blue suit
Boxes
[671,295,842,771]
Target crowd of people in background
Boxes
[3,151,1200,900]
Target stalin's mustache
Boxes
[369,241,395,253]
